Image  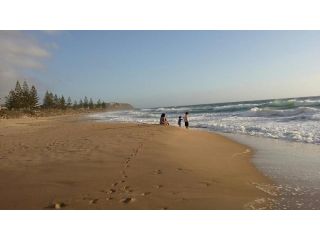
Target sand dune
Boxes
[0,116,275,209]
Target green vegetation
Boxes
[4,80,108,111]
[1,80,132,119]
[5,81,39,110]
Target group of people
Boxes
[160,112,189,128]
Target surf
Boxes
[89,96,320,144]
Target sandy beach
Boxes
[0,116,275,209]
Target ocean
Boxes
[90,96,320,145]
[89,96,320,209]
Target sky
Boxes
[1,30,320,108]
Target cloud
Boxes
[0,31,50,100]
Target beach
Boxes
[225,133,320,209]
[0,115,274,210]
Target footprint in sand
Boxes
[153,170,162,175]
[54,203,66,209]
[108,189,116,194]
[199,181,211,187]
[46,202,67,209]
[176,168,192,172]
[120,197,136,204]
[111,182,118,187]
[120,185,133,193]
[141,192,151,196]
[89,199,98,204]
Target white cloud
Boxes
[0,31,50,100]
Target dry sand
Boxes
[0,116,276,209]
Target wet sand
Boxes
[0,116,274,209]
[224,133,320,210]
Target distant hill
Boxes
[105,102,134,111]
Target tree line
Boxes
[5,81,39,110]
[4,81,108,110]
[43,91,107,109]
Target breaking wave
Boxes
[89,96,320,144]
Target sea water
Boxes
[89,96,320,209]
[91,96,320,144]
[224,133,320,209]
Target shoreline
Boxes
[0,115,276,209]
[223,133,320,210]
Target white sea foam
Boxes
[244,106,319,118]
[89,96,320,144]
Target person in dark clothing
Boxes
[183,112,189,129]
[178,116,183,127]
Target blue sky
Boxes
[2,31,320,107]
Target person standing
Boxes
[178,116,183,127]
[183,112,189,129]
